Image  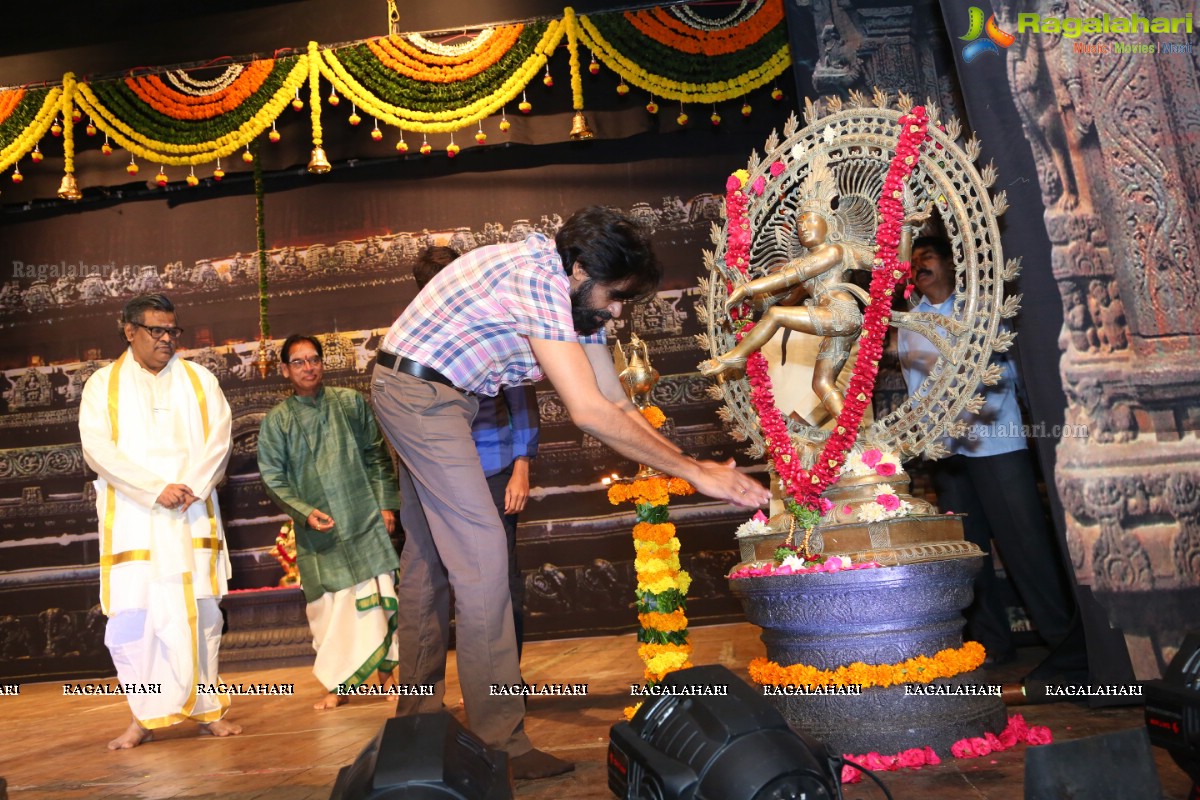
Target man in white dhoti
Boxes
[79,294,241,749]
[256,334,402,710]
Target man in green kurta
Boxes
[257,334,402,709]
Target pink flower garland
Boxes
[840,714,1054,784]
[724,109,931,515]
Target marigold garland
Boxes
[578,8,790,103]
[75,57,307,165]
[318,21,561,133]
[367,26,522,81]
[0,87,61,172]
[124,60,274,119]
[749,641,985,691]
[626,0,785,56]
[308,42,324,149]
[606,404,698,685]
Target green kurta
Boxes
[257,386,401,603]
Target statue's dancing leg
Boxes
[812,335,851,420]
[700,306,818,378]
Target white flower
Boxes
[734,518,772,538]
[780,554,808,571]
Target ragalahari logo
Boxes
[960,6,1016,62]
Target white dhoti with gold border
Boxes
[307,572,400,692]
[80,350,234,729]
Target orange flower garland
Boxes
[125,60,274,119]
[367,27,523,83]
[0,88,25,126]
[749,642,986,691]
[608,404,696,694]
[625,0,785,56]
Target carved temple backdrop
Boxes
[0,0,1195,683]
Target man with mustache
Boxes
[257,334,402,710]
[78,293,240,749]
[898,236,1080,677]
[372,206,769,780]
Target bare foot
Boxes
[377,669,397,690]
[314,693,349,710]
[199,718,242,737]
[108,719,153,750]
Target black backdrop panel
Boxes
[0,128,790,677]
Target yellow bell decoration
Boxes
[307,146,331,174]
[569,110,594,140]
[57,173,83,201]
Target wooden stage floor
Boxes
[0,622,1192,800]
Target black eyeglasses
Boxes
[133,322,184,340]
[287,356,323,367]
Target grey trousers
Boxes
[371,366,530,757]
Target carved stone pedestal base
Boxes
[737,513,982,567]
[729,558,1006,755]
[219,587,313,666]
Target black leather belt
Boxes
[377,350,458,390]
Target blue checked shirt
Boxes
[473,384,540,478]
[382,234,605,396]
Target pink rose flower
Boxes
[1025,725,1053,745]
[818,497,834,514]
[984,732,1004,751]
[875,462,898,477]
[950,740,974,758]
[752,510,769,523]
[840,762,862,784]
[898,748,928,769]
[750,175,766,196]
[998,726,1020,749]
[1005,714,1029,740]
[923,747,940,765]
[725,175,742,192]
[861,449,883,468]
[769,160,786,177]
[969,737,993,757]
[823,556,845,572]
[877,493,902,511]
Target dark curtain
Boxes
[937,0,1135,693]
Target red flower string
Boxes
[723,109,930,516]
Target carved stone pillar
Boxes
[1000,0,1200,678]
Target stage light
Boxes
[329,712,512,800]
[1145,632,1200,797]
[608,664,841,800]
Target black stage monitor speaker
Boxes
[1145,631,1200,798]
[329,712,512,800]
[608,664,840,800]
[1024,726,1163,800]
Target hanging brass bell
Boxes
[307,146,332,174]
[569,111,595,140]
[57,173,83,201]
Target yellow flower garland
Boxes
[749,642,987,691]
[0,87,62,172]
[61,73,77,176]
[317,20,563,133]
[564,7,585,112]
[75,57,309,165]
[308,41,324,149]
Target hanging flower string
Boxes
[308,41,324,152]
[606,407,695,718]
[724,108,930,529]
[564,7,585,112]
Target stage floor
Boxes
[0,622,1191,800]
